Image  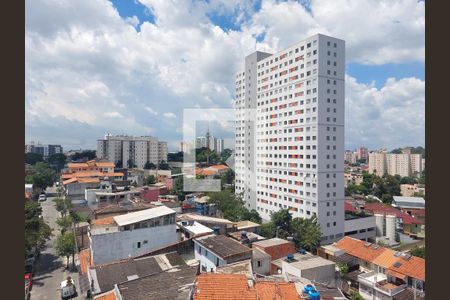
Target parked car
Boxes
[38,194,47,202]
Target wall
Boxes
[253,242,296,261]
[252,255,271,275]
[282,260,336,284]
[193,241,226,272]
[345,216,376,240]
[90,224,178,265]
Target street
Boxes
[30,197,83,300]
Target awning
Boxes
[387,269,408,281]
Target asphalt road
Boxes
[30,197,83,300]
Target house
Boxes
[324,237,425,300]
[87,251,186,296]
[235,220,261,234]
[89,206,179,264]
[92,203,156,220]
[116,264,199,300]
[251,248,272,275]
[177,220,214,239]
[272,251,336,284]
[400,184,425,197]
[178,213,236,234]
[193,234,253,272]
[215,260,254,279]
[138,184,168,202]
[392,196,425,210]
[228,231,266,245]
[252,238,296,261]
[193,273,301,300]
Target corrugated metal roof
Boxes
[113,206,176,227]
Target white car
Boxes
[38,194,47,202]
[60,277,76,299]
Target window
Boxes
[216,257,220,266]
[257,260,262,267]
[137,242,141,248]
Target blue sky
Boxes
[25,0,425,151]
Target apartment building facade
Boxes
[96,134,168,168]
[25,142,63,158]
[235,34,345,244]
[357,147,369,162]
[344,150,357,164]
[368,149,422,177]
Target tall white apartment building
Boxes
[344,150,357,164]
[235,34,346,244]
[369,149,423,177]
[97,134,168,168]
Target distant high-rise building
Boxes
[25,142,63,158]
[369,148,422,177]
[235,34,346,244]
[344,150,357,164]
[196,129,225,153]
[180,142,193,153]
[357,147,369,162]
[96,134,168,168]
[216,138,224,153]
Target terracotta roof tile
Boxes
[79,249,92,275]
[93,290,117,300]
[363,203,423,224]
[255,282,300,300]
[389,255,425,281]
[335,236,385,262]
[91,216,116,226]
[193,274,257,300]
[372,248,398,269]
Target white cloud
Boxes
[25,0,424,150]
[144,106,158,115]
[345,75,425,150]
[104,111,124,118]
[163,112,177,118]
[125,16,140,28]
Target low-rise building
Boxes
[193,234,253,273]
[322,237,425,300]
[252,238,296,262]
[392,196,425,210]
[177,220,214,239]
[344,172,363,187]
[179,213,236,234]
[89,206,179,264]
[235,220,261,234]
[400,184,425,197]
[272,251,336,285]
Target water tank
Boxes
[308,289,320,300]
[386,215,396,242]
[240,231,248,239]
[375,214,384,237]
[287,254,294,261]
[298,249,306,255]
[181,220,188,226]
[303,284,315,294]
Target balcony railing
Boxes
[358,271,407,297]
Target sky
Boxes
[25,0,425,152]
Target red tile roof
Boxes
[335,237,425,281]
[193,274,257,300]
[93,290,118,300]
[345,201,357,212]
[79,249,92,275]
[335,237,385,262]
[255,282,300,300]
[91,216,116,226]
[363,203,422,225]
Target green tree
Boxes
[337,262,349,274]
[159,160,170,170]
[167,152,184,162]
[146,175,156,185]
[127,159,136,168]
[291,216,322,252]
[70,150,96,161]
[410,246,425,258]
[144,161,157,170]
[381,194,393,205]
[55,232,76,268]
[53,198,72,217]
[56,216,73,233]
[260,222,277,238]
[25,202,52,252]
[400,176,417,185]
[270,209,293,239]
[48,153,67,171]
[418,171,425,185]
[350,291,364,300]
[29,162,57,190]
[25,153,44,165]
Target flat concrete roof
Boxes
[273,252,335,270]
[177,221,213,235]
[252,238,291,248]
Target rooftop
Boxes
[252,238,292,248]
[235,220,261,229]
[180,213,234,225]
[92,290,118,300]
[194,234,252,259]
[335,237,385,262]
[193,274,258,300]
[363,203,422,225]
[392,196,425,208]
[272,252,335,270]
[90,252,186,294]
[117,264,198,300]
[216,260,253,278]
[255,281,300,300]
[178,221,214,236]
[113,206,176,227]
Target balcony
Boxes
[358,271,407,297]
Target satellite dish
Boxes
[277,269,282,274]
